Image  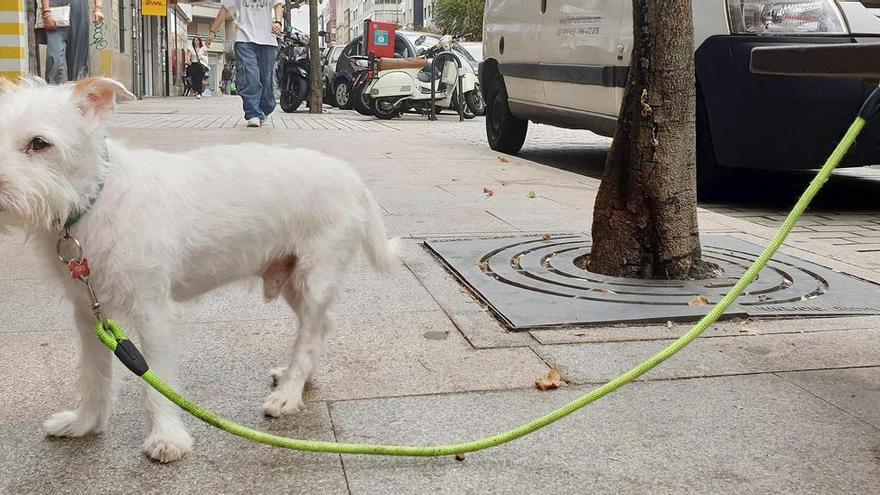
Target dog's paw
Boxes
[262,392,304,418]
[43,410,103,437]
[269,367,287,387]
[143,430,193,464]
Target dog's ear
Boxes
[72,77,136,121]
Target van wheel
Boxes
[696,92,723,197]
[486,75,527,154]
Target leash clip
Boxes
[56,227,106,322]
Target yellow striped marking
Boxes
[0,22,23,35]
[0,71,24,80]
[0,0,23,12]
[0,46,23,59]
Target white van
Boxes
[481,1,880,184]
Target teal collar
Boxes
[64,182,104,229]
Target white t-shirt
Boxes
[221,0,284,47]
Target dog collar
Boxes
[63,182,105,229]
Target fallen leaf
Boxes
[483,187,495,197]
[542,234,552,242]
[527,191,537,199]
[689,295,710,306]
[535,368,565,391]
[666,321,674,329]
[455,454,466,461]
[478,260,490,272]
[499,156,510,163]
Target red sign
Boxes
[364,20,396,59]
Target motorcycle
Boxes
[365,35,485,120]
[275,29,310,113]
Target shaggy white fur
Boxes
[0,78,399,463]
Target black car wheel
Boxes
[486,74,528,153]
[335,80,353,110]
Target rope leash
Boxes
[76,83,880,457]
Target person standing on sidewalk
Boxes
[188,36,209,99]
[38,0,104,83]
[207,0,284,128]
[221,64,233,95]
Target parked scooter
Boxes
[366,35,485,120]
[276,29,310,113]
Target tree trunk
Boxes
[589,0,710,280]
[308,0,323,113]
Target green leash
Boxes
[93,86,880,457]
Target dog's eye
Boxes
[26,137,52,153]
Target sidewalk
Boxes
[1,96,878,494]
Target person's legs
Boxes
[258,45,278,118]
[234,42,265,120]
[192,68,204,96]
[44,28,69,84]
[66,0,90,80]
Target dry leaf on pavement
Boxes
[499,156,510,163]
[535,368,565,391]
[483,187,495,197]
[689,295,710,306]
[527,191,537,199]
[543,234,552,242]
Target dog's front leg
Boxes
[130,302,193,463]
[43,305,116,437]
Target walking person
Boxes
[207,0,284,128]
[221,64,233,95]
[38,0,104,84]
[188,36,209,99]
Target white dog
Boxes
[0,77,399,462]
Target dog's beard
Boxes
[0,169,81,231]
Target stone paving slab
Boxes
[0,408,347,495]
[535,327,880,384]
[778,367,880,429]
[330,374,880,495]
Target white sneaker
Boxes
[196,94,202,99]
[246,117,261,128]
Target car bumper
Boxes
[696,35,880,170]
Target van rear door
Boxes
[540,0,626,117]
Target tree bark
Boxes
[308,0,323,113]
[589,0,710,280]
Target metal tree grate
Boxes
[425,234,880,330]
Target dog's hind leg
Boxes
[128,301,193,463]
[44,304,116,437]
[263,261,341,418]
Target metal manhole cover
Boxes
[425,234,880,330]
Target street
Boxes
[2,96,879,493]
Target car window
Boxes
[452,44,476,62]
[330,47,343,64]
[342,37,364,57]
[394,35,414,58]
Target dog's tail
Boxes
[361,189,400,273]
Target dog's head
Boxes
[0,77,134,232]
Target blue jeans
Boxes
[234,42,278,120]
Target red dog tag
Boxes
[68,258,91,280]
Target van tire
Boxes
[696,91,723,196]
[486,74,528,154]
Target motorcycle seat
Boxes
[378,57,426,71]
